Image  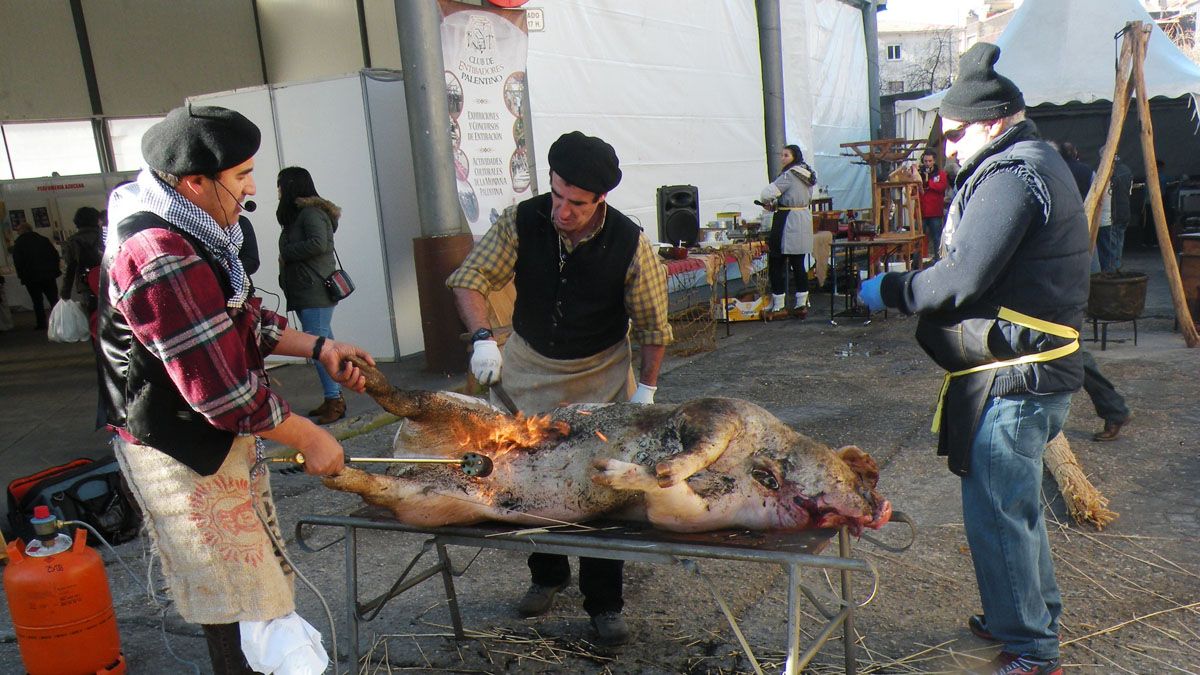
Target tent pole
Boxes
[756,0,785,179]
[1130,22,1199,346]
[861,0,882,141]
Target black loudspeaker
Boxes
[657,185,699,246]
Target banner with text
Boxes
[441,2,530,235]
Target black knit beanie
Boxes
[142,104,261,177]
[547,131,622,195]
[940,43,1025,123]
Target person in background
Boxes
[11,219,61,330]
[448,130,671,646]
[918,149,950,259]
[238,215,260,276]
[761,143,817,319]
[99,104,374,674]
[858,43,1086,675]
[1103,152,1133,272]
[61,206,105,314]
[277,166,346,424]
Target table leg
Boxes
[785,562,801,675]
[436,543,466,639]
[345,525,360,673]
[840,527,857,675]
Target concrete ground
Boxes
[0,246,1196,673]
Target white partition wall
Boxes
[363,72,426,358]
[195,73,424,361]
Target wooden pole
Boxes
[1130,22,1200,346]
[1083,26,1136,248]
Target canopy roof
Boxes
[896,0,1200,114]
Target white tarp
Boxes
[782,0,872,211]
[526,1,768,230]
[896,0,1200,137]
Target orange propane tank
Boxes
[4,506,126,675]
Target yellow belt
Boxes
[776,205,811,210]
[930,307,1079,433]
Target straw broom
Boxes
[1044,432,1118,529]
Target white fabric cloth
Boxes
[240,612,329,675]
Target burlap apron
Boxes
[114,435,295,624]
[496,332,635,414]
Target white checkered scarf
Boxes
[107,168,249,308]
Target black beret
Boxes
[940,43,1025,123]
[142,104,261,176]
[547,131,622,194]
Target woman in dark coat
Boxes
[277,166,346,424]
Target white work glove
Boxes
[630,383,657,404]
[470,339,503,385]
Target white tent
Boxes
[895,0,1200,140]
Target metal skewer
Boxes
[268,451,494,477]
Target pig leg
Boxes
[322,467,495,527]
[653,400,746,487]
[593,459,718,530]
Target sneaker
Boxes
[590,611,630,646]
[516,582,566,617]
[969,614,997,641]
[977,652,1062,675]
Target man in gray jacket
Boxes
[859,43,1088,675]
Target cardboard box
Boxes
[717,295,766,322]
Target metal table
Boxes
[296,507,914,675]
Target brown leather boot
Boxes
[307,399,331,417]
[316,396,346,425]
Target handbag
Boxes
[303,249,355,301]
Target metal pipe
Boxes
[756,0,786,179]
[356,0,372,68]
[392,0,464,237]
[861,0,883,141]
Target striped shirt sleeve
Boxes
[108,229,288,435]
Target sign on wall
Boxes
[440,1,531,235]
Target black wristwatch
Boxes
[470,327,494,343]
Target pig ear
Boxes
[837,445,879,488]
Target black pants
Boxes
[528,552,623,616]
[768,253,809,296]
[201,623,257,674]
[1080,350,1130,424]
[23,279,58,329]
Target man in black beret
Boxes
[448,131,671,645]
[98,104,375,672]
[858,43,1088,675]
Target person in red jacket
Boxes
[918,149,949,259]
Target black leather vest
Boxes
[98,212,237,476]
[512,194,641,360]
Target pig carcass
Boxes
[323,366,892,534]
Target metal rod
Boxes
[840,526,857,674]
[348,457,465,465]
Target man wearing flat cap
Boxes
[858,43,1087,675]
[448,130,671,646]
[99,104,375,673]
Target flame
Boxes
[450,412,570,460]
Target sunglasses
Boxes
[943,123,971,143]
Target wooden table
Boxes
[828,231,926,322]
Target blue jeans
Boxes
[1098,221,1128,272]
[962,392,1071,660]
[296,306,340,399]
[922,216,944,257]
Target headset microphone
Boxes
[213,178,254,213]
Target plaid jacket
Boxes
[106,226,289,444]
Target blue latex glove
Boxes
[857,274,886,312]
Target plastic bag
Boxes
[47,299,90,342]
